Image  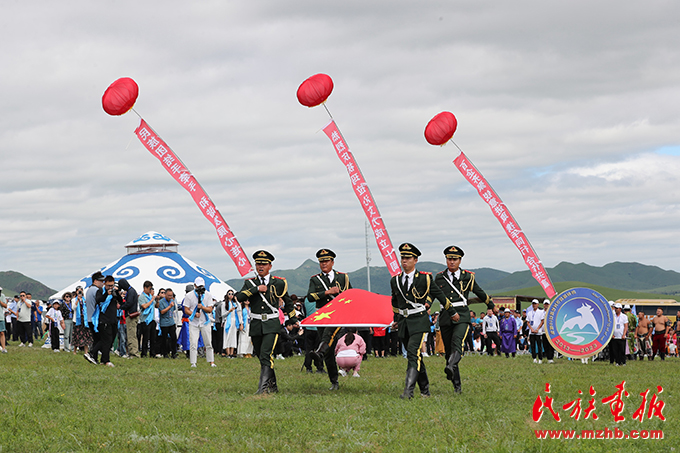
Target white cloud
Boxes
[1,1,680,290]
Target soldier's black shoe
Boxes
[329,381,339,391]
[315,368,327,374]
[400,368,418,400]
[255,366,273,395]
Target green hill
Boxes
[0,271,56,300]
[485,261,680,294]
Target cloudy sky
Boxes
[1,1,679,291]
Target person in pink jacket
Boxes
[334,328,366,377]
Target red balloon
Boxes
[102,77,139,116]
[424,111,458,146]
[297,74,334,107]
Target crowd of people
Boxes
[1,250,679,397]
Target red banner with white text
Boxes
[135,119,253,277]
[322,120,401,277]
[453,152,556,298]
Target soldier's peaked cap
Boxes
[443,245,464,259]
[399,243,421,257]
[316,249,336,261]
[253,250,275,264]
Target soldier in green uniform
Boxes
[236,250,296,394]
[307,249,352,391]
[434,245,492,393]
[391,243,450,399]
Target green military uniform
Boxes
[306,248,352,390]
[391,243,450,399]
[434,245,492,393]
[236,250,296,394]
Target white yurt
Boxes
[51,231,234,300]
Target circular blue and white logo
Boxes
[545,287,614,359]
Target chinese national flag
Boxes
[299,288,393,328]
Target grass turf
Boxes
[0,345,675,452]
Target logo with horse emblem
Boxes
[545,287,614,359]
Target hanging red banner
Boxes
[134,119,253,277]
[453,151,556,298]
[322,120,401,277]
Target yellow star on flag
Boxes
[314,310,335,321]
[344,298,353,304]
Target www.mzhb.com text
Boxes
[534,427,663,440]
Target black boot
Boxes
[310,341,329,362]
[268,368,278,393]
[444,351,461,381]
[400,368,418,400]
[417,367,430,397]
[452,366,462,394]
[255,366,272,395]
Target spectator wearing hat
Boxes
[87,276,122,366]
[434,245,491,394]
[45,300,65,352]
[611,303,628,366]
[391,243,450,399]
[84,272,105,361]
[306,248,352,391]
[236,250,297,394]
[499,308,517,357]
[183,277,216,368]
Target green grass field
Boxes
[0,343,675,453]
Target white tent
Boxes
[51,231,234,301]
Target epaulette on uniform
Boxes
[463,269,475,275]
[273,275,285,280]
[419,271,432,275]
[437,270,446,275]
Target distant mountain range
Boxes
[226,260,680,301]
[0,271,57,300]
[4,260,679,303]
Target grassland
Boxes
[0,343,676,453]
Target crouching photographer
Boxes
[88,276,123,367]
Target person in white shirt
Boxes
[45,300,65,352]
[526,299,545,363]
[611,303,628,366]
[482,309,501,356]
[183,277,216,368]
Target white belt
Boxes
[397,306,426,317]
[251,312,277,321]
[451,301,467,308]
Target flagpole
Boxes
[365,220,371,292]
